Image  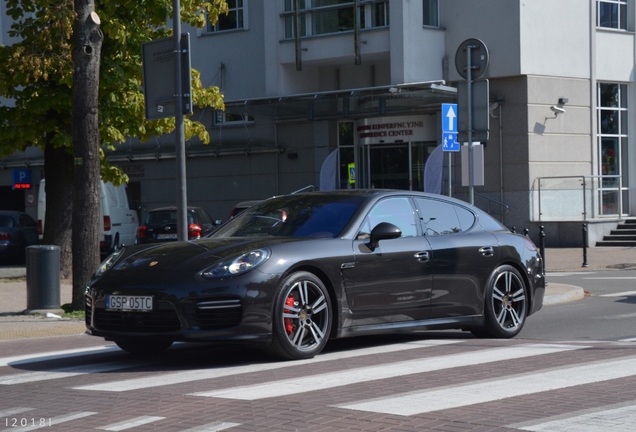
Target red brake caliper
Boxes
[284,296,295,335]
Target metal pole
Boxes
[448,152,452,197]
[539,225,546,278]
[466,45,474,205]
[294,0,302,71]
[173,0,187,241]
[582,223,589,267]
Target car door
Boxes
[351,196,433,323]
[414,197,500,318]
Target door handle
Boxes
[414,251,430,262]
[479,246,494,257]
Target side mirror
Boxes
[367,222,402,250]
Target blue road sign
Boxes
[442,103,458,133]
[11,168,32,189]
[442,133,460,152]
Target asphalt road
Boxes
[521,269,636,341]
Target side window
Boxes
[19,214,36,227]
[359,197,417,238]
[415,198,475,235]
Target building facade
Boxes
[1,0,634,246]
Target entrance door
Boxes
[367,145,410,190]
[361,142,437,191]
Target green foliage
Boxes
[0,0,228,183]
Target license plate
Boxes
[157,233,177,240]
[106,295,153,311]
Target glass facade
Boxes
[597,82,629,215]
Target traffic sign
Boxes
[442,133,460,152]
[441,103,457,133]
[455,38,489,80]
[142,33,192,120]
[11,168,31,189]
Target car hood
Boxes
[98,237,295,282]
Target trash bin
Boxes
[26,245,61,311]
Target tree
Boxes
[0,0,227,309]
[72,4,102,310]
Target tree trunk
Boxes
[42,142,73,279]
[72,4,103,310]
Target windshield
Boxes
[212,194,364,238]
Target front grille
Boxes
[93,301,181,333]
[194,298,242,330]
[85,295,93,327]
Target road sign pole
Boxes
[173,0,188,241]
[448,153,452,197]
[467,45,474,205]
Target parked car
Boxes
[86,190,545,360]
[0,211,39,263]
[38,179,138,257]
[136,206,218,244]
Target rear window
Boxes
[147,211,176,225]
[0,215,15,228]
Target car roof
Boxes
[0,210,24,217]
[148,206,204,212]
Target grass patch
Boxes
[61,303,85,320]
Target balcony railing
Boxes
[532,175,626,222]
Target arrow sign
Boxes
[442,103,457,133]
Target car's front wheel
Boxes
[269,271,332,360]
[114,338,173,355]
[475,264,528,338]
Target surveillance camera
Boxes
[550,105,566,114]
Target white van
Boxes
[38,179,139,257]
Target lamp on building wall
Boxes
[550,105,566,116]
[550,97,568,117]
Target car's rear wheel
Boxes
[114,338,173,355]
[475,264,528,338]
[269,271,332,360]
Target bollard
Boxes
[539,226,546,276]
[25,245,61,311]
[582,223,589,268]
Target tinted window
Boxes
[359,197,417,238]
[148,211,176,225]
[19,214,36,227]
[0,215,14,228]
[415,198,475,235]
[196,209,212,225]
[214,194,364,238]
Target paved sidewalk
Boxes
[1,246,635,341]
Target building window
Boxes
[597,82,629,215]
[207,0,245,32]
[423,0,439,27]
[283,0,389,39]
[597,0,627,30]
[214,110,254,126]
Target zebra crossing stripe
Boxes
[0,346,119,368]
[97,416,165,431]
[180,422,242,432]
[0,359,155,385]
[510,402,636,431]
[0,407,33,417]
[191,343,583,400]
[73,340,460,392]
[337,355,636,416]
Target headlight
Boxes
[202,248,271,279]
[94,250,124,278]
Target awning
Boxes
[224,81,457,122]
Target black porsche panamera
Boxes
[85,189,545,360]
